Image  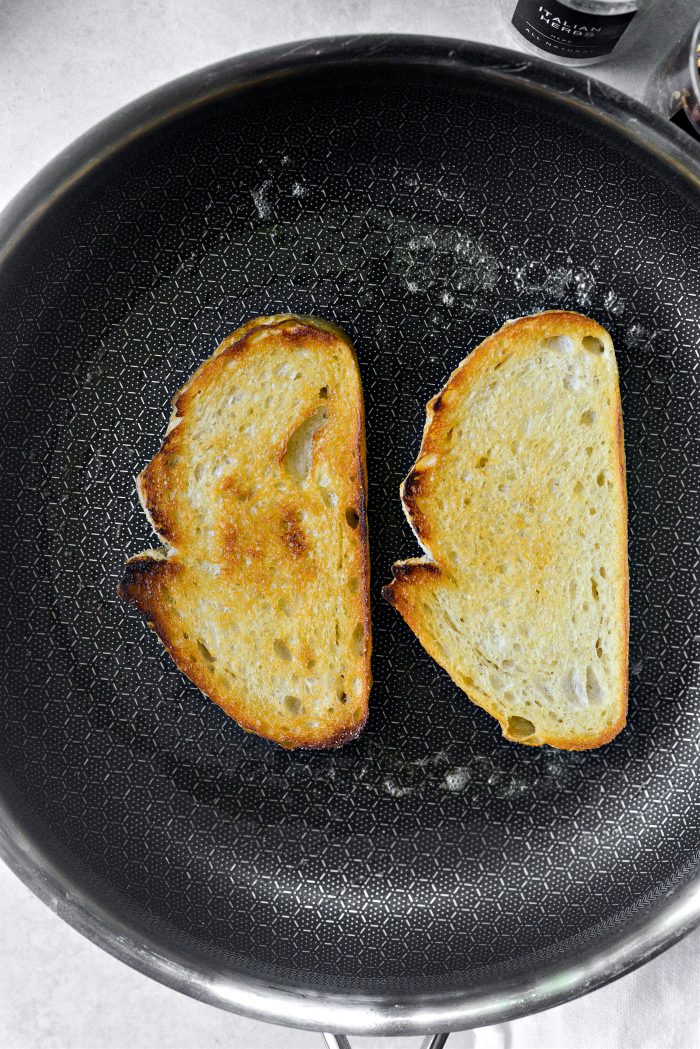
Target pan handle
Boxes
[323,1034,449,1049]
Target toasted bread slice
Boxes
[118,315,371,749]
[383,311,628,750]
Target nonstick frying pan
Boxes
[0,35,699,1043]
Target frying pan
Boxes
[0,35,699,1044]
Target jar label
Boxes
[511,0,636,59]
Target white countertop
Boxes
[1,2,699,1048]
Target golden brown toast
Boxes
[383,311,628,750]
[119,315,371,748]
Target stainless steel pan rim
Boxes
[1,34,699,1037]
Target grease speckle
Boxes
[251,180,273,220]
[625,322,652,351]
[572,268,596,306]
[382,776,414,798]
[443,767,470,792]
[392,223,501,299]
[603,289,626,316]
[513,260,571,299]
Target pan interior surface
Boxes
[0,53,699,1017]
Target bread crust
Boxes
[383,311,628,750]
[118,315,371,749]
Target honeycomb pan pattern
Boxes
[0,62,699,997]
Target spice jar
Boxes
[503,0,640,66]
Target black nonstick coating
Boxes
[0,39,699,1020]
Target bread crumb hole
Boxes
[596,637,603,659]
[282,406,327,481]
[580,409,596,426]
[508,715,536,739]
[476,452,490,468]
[582,335,604,354]
[597,471,605,486]
[345,507,359,529]
[591,578,599,601]
[196,639,214,664]
[586,665,604,704]
[599,566,606,578]
[273,639,292,661]
[544,336,573,353]
[284,695,301,714]
[319,484,334,508]
[573,480,583,495]
[194,462,204,481]
[319,386,328,399]
[586,446,593,457]
[351,622,365,656]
